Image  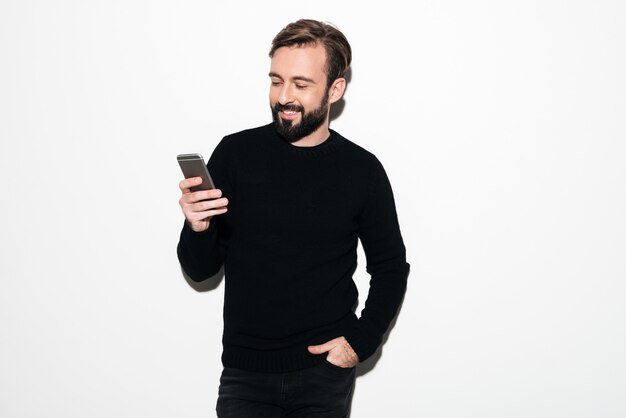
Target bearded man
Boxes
[177,18,410,418]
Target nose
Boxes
[278,84,294,105]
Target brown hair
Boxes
[269,19,352,88]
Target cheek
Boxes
[304,94,325,111]
[269,86,280,103]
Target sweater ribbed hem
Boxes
[222,346,327,373]
[221,313,359,373]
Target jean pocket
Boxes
[322,359,355,374]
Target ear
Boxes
[327,77,346,105]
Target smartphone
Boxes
[177,153,216,192]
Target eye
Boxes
[295,84,307,89]
[271,80,283,86]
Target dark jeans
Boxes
[216,362,356,417]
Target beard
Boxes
[271,94,329,143]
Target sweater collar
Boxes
[269,123,342,157]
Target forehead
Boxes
[270,44,327,80]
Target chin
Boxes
[280,118,300,127]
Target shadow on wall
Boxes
[355,284,408,378]
[180,267,224,292]
[347,287,407,418]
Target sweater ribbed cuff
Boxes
[177,220,222,281]
[343,323,382,363]
[181,219,218,242]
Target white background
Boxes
[1,1,625,417]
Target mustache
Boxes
[273,103,304,113]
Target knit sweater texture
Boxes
[177,123,409,372]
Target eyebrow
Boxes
[268,72,316,84]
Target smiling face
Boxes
[269,44,345,145]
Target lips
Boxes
[275,103,303,119]
[279,110,300,120]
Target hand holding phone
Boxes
[177,153,228,232]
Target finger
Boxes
[326,356,350,368]
[308,338,339,354]
[179,177,203,192]
[340,345,358,366]
[180,189,223,205]
[192,198,229,212]
[186,206,228,223]
[328,357,356,368]
[324,337,359,367]
[326,348,355,368]
[191,188,223,201]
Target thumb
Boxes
[308,340,336,354]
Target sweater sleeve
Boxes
[177,220,224,281]
[344,157,410,362]
[176,137,232,282]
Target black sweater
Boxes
[177,123,409,372]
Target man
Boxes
[177,19,409,417]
